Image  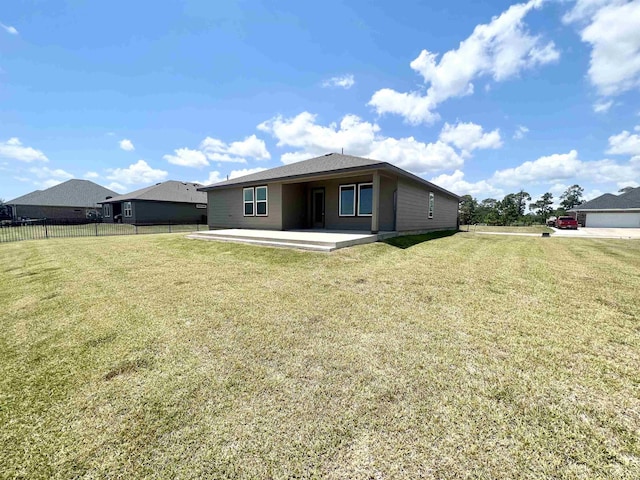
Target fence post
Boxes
[44,219,49,239]
[135,224,138,235]
[169,223,172,233]
[95,222,98,236]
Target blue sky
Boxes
[1,0,639,206]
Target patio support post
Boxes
[371,171,380,234]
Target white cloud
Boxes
[491,150,582,186]
[1,23,18,35]
[105,182,125,193]
[200,134,270,163]
[0,138,48,162]
[163,148,209,168]
[258,111,463,175]
[322,74,355,89]
[368,0,559,124]
[119,139,135,151]
[439,122,502,153]
[430,169,504,198]
[565,0,640,97]
[29,166,74,180]
[106,160,168,185]
[193,167,268,186]
[84,171,99,179]
[593,100,613,113]
[28,166,74,189]
[513,125,530,139]
[606,126,640,155]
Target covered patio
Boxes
[186,228,398,252]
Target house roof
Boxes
[7,179,118,207]
[198,153,460,199]
[570,187,640,211]
[101,180,207,204]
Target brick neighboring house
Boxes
[100,181,207,224]
[569,187,640,228]
[198,153,460,234]
[6,179,118,221]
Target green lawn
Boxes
[1,233,639,478]
[464,224,554,234]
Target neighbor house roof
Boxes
[7,179,118,207]
[198,153,460,199]
[569,187,640,211]
[101,180,207,204]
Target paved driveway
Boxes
[552,227,640,239]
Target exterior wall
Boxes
[585,212,640,228]
[11,204,96,221]
[208,183,283,230]
[281,183,306,230]
[305,174,397,231]
[127,201,207,224]
[396,179,458,232]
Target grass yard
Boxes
[1,233,639,479]
[464,224,554,234]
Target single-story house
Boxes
[198,153,460,233]
[569,187,640,228]
[100,180,207,224]
[6,179,118,221]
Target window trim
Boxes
[255,185,268,217]
[339,184,356,217]
[428,192,434,219]
[123,201,132,218]
[103,204,111,218]
[357,183,373,217]
[243,187,255,217]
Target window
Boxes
[243,186,268,216]
[243,188,254,216]
[103,204,111,217]
[339,185,356,216]
[124,201,132,218]
[428,192,434,219]
[256,186,268,216]
[358,183,373,216]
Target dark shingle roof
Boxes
[101,180,207,204]
[570,187,640,210]
[8,180,118,207]
[198,153,460,199]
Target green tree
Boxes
[498,194,520,225]
[560,185,584,210]
[477,198,498,224]
[529,192,554,220]
[515,190,531,216]
[458,195,478,225]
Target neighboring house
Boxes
[6,179,118,221]
[569,187,640,227]
[198,153,460,233]
[100,180,207,224]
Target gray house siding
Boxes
[11,204,96,221]
[129,201,206,224]
[208,183,283,230]
[396,179,458,232]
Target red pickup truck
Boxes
[556,216,578,229]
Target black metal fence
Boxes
[0,219,208,244]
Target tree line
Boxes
[459,185,584,226]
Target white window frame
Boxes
[339,184,356,217]
[255,186,268,217]
[124,201,132,218]
[428,192,434,219]
[357,183,373,217]
[243,187,255,216]
[103,204,111,218]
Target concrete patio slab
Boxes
[186,229,398,252]
[551,227,640,239]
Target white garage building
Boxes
[569,188,640,228]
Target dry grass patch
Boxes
[1,233,639,478]
[466,225,553,234]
